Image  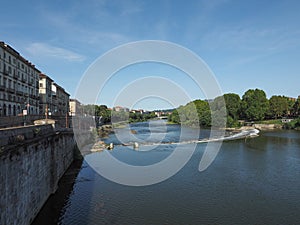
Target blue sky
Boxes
[1,0,300,110]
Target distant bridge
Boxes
[157,116,168,120]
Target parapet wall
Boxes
[0,125,76,225]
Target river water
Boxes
[32,120,300,225]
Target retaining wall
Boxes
[0,125,76,225]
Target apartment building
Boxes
[69,98,81,116]
[0,42,40,116]
[39,73,53,116]
[39,75,70,118]
[52,83,70,116]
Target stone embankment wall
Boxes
[253,124,282,130]
[0,125,76,225]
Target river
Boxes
[32,120,300,225]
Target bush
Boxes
[283,118,300,129]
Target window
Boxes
[39,83,43,88]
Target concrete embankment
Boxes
[253,124,282,130]
[0,125,80,225]
[226,124,283,132]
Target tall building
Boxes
[39,73,53,116]
[69,99,81,116]
[39,75,70,117]
[0,42,40,116]
[51,83,70,116]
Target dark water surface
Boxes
[32,121,300,225]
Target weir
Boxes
[89,128,260,152]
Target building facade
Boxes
[39,73,53,116]
[0,42,40,116]
[39,76,70,118]
[69,99,81,116]
[51,83,70,117]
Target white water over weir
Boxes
[112,129,260,149]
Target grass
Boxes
[256,119,283,125]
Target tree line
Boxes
[81,104,157,126]
[168,89,300,128]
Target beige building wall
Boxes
[0,42,40,116]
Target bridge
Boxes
[157,116,168,120]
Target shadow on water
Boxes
[31,159,84,225]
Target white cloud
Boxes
[26,42,86,62]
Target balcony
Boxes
[16,90,23,96]
[0,94,6,100]
[15,98,22,103]
[8,88,15,94]
[13,73,19,79]
[0,84,6,91]
[29,94,36,99]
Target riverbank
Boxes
[227,121,300,131]
[226,124,282,132]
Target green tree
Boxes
[211,94,241,128]
[241,89,269,121]
[168,100,211,127]
[194,100,211,127]
[269,96,289,119]
[292,99,300,117]
[210,96,226,128]
[224,93,241,120]
[168,110,180,123]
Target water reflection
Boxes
[31,160,83,225]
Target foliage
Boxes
[81,104,157,125]
[241,89,269,121]
[268,96,289,119]
[168,110,180,124]
[292,99,300,117]
[81,90,299,130]
[224,93,241,120]
[168,89,299,129]
[211,94,241,127]
[256,119,283,125]
[283,117,300,129]
[168,100,211,127]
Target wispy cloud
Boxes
[200,26,300,54]
[36,5,134,52]
[25,42,86,62]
